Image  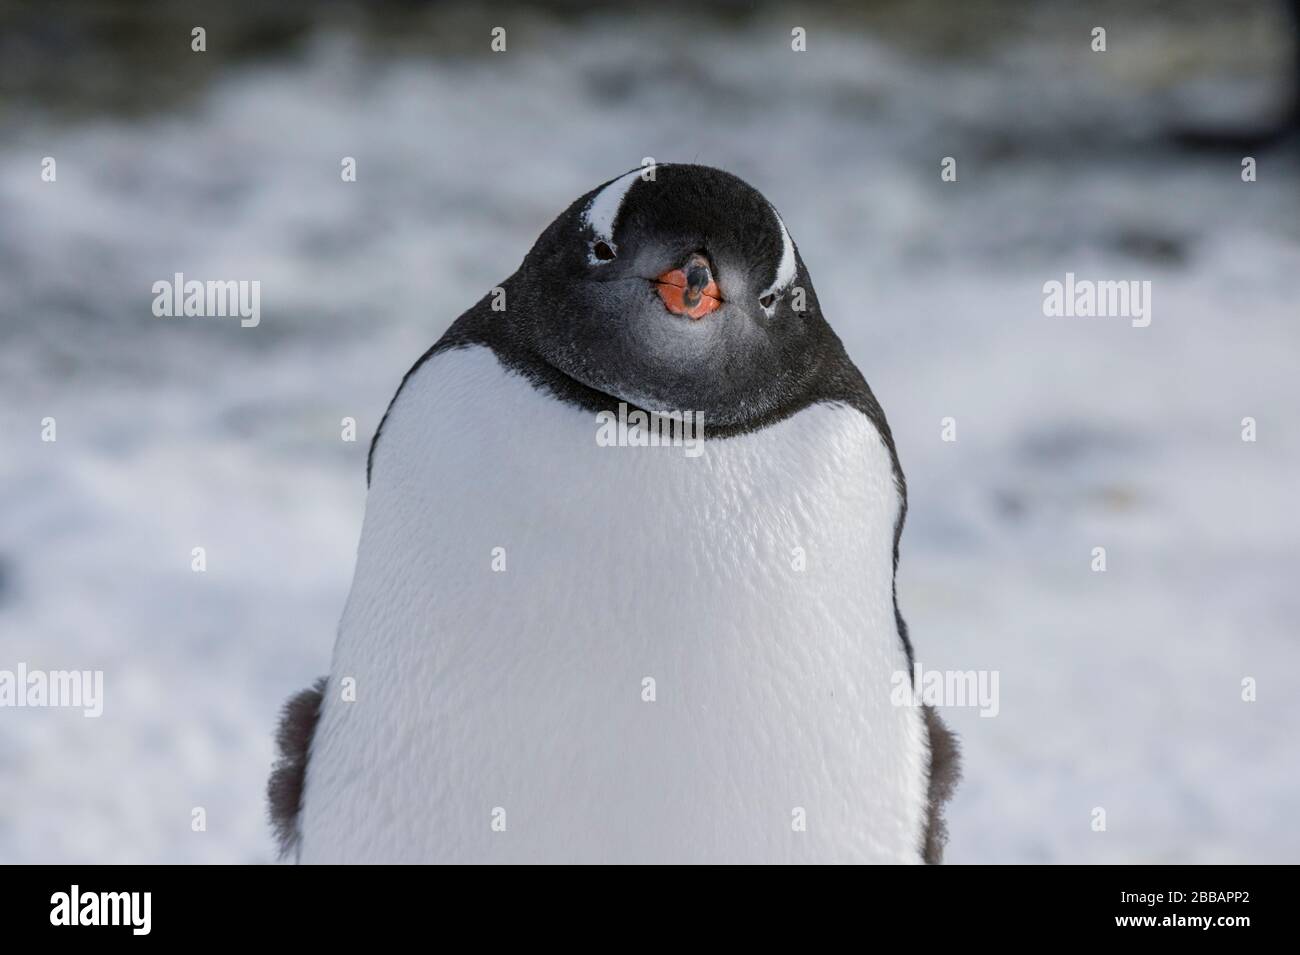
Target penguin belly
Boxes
[299,345,928,863]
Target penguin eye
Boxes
[759,292,777,309]
[590,240,616,262]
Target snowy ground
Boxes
[1,2,1298,863]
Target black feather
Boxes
[267,677,327,860]
[921,705,961,864]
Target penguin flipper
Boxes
[267,677,327,859]
[920,704,961,864]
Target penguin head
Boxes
[511,164,834,428]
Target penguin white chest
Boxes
[301,345,928,863]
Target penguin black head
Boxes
[501,163,844,430]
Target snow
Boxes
[1,4,1297,863]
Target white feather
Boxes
[581,166,654,261]
[300,345,928,863]
[761,205,797,302]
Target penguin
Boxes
[268,163,959,864]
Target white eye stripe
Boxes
[760,205,796,300]
[582,166,656,247]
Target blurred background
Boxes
[1,0,1297,864]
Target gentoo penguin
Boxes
[269,163,959,864]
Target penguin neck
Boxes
[419,289,898,448]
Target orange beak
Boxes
[655,254,722,320]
